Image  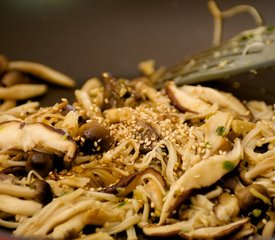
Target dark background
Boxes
[0,1,275,239]
[1,0,275,105]
[0,0,275,81]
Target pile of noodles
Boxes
[0,73,274,240]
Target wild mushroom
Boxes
[165,82,210,113]
[143,220,192,237]
[214,192,240,221]
[0,166,27,176]
[236,183,270,213]
[179,218,249,239]
[246,100,273,121]
[103,168,165,197]
[0,179,53,205]
[101,73,133,110]
[0,121,77,167]
[203,111,233,155]
[181,85,250,116]
[78,121,113,154]
[244,154,275,180]
[26,151,54,177]
[1,70,30,87]
[0,194,42,216]
[135,120,160,153]
[159,139,242,224]
[8,61,75,87]
[0,84,48,100]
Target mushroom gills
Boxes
[179,218,249,239]
[166,82,210,113]
[0,121,77,166]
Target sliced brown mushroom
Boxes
[159,139,242,224]
[143,220,190,237]
[135,120,160,153]
[0,121,77,167]
[179,218,249,239]
[181,85,250,116]
[78,121,113,154]
[101,73,133,110]
[165,82,210,113]
[103,168,165,197]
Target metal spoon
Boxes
[155,26,275,88]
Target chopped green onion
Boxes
[266,26,275,33]
[252,209,262,217]
[216,126,225,136]
[117,201,127,208]
[223,161,235,171]
[239,33,254,41]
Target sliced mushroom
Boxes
[203,111,233,155]
[179,218,249,239]
[103,168,165,197]
[135,120,160,153]
[143,220,190,237]
[0,121,77,167]
[102,73,133,110]
[159,139,242,224]
[181,85,250,116]
[165,82,210,113]
[8,61,75,87]
[78,121,113,154]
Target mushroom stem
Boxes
[0,182,35,198]
[8,61,75,87]
[0,194,42,216]
[0,219,19,229]
[0,84,47,100]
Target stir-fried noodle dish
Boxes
[0,65,274,240]
[1,2,275,239]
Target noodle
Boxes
[0,2,274,239]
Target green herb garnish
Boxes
[117,201,127,208]
[223,161,235,171]
[239,33,254,41]
[266,26,275,33]
[216,126,225,136]
[252,209,262,217]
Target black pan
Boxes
[0,0,275,239]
